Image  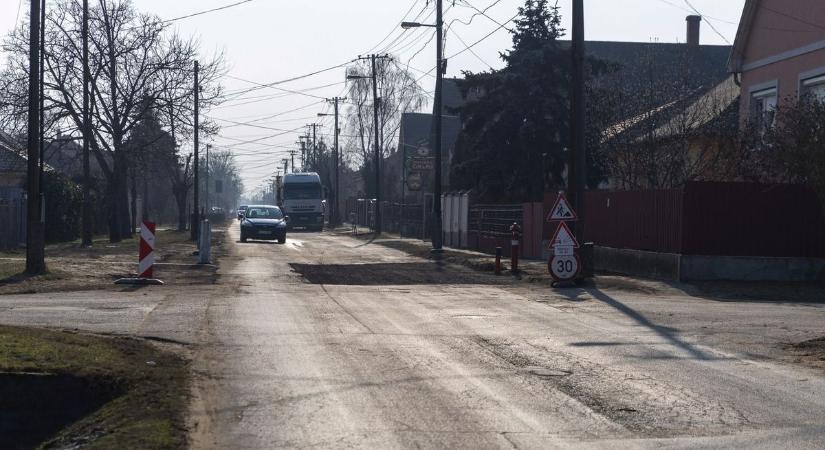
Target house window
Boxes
[751,87,777,129]
[801,74,825,102]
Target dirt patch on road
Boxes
[291,262,504,285]
[0,326,189,449]
[0,229,228,296]
[784,337,825,372]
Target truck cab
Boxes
[282,173,324,231]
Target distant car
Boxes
[237,205,248,220]
[240,205,288,244]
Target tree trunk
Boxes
[107,174,121,243]
[176,190,187,231]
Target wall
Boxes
[739,0,825,116]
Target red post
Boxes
[495,247,502,275]
[510,222,521,274]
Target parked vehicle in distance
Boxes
[237,205,248,220]
[282,173,324,231]
[240,205,288,244]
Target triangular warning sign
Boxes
[548,222,580,249]
[547,193,578,222]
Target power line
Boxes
[683,1,731,45]
[449,28,495,69]
[453,0,511,32]
[218,61,351,100]
[365,0,423,54]
[161,0,255,23]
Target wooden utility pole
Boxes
[353,54,390,233]
[81,0,92,247]
[191,61,200,241]
[38,0,45,195]
[370,55,382,234]
[432,0,444,250]
[568,0,586,243]
[26,0,45,274]
[330,97,344,226]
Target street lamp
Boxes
[400,0,444,252]
[401,21,436,29]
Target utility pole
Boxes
[324,97,345,227]
[569,0,586,243]
[370,55,382,234]
[191,60,200,241]
[38,0,45,197]
[282,158,289,178]
[299,139,306,171]
[432,0,444,250]
[287,150,297,173]
[350,54,390,234]
[81,0,92,247]
[26,0,45,274]
[205,144,210,215]
[311,123,318,172]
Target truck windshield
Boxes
[284,184,321,200]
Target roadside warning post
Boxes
[547,192,582,285]
[510,222,521,274]
[139,221,156,278]
[115,221,164,285]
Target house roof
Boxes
[586,41,732,82]
[0,131,27,173]
[729,0,759,72]
[650,75,740,139]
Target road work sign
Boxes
[548,222,580,249]
[548,192,578,221]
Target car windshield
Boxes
[245,207,283,219]
[284,184,321,200]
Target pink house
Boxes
[729,0,825,126]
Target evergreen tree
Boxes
[450,0,573,202]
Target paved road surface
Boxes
[191,227,825,449]
[2,225,825,449]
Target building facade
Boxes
[729,0,825,126]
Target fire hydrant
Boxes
[510,222,522,274]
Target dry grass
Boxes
[0,228,227,296]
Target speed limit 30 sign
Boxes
[549,254,581,282]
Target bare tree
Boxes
[0,0,223,242]
[343,58,426,195]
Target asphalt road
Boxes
[2,225,825,449]
[190,226,825,449]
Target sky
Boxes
[1,0,747,194]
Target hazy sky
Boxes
[1,0,747,193]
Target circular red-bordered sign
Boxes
[549,254,581,282]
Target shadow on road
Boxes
[290,262,500,286]
[558,286,717,361]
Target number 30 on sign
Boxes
[549,254,580,282]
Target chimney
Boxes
[686,15,702,46]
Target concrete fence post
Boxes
[198,219,211,265]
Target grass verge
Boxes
[0,326,189,449]
[0,228,226,295]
